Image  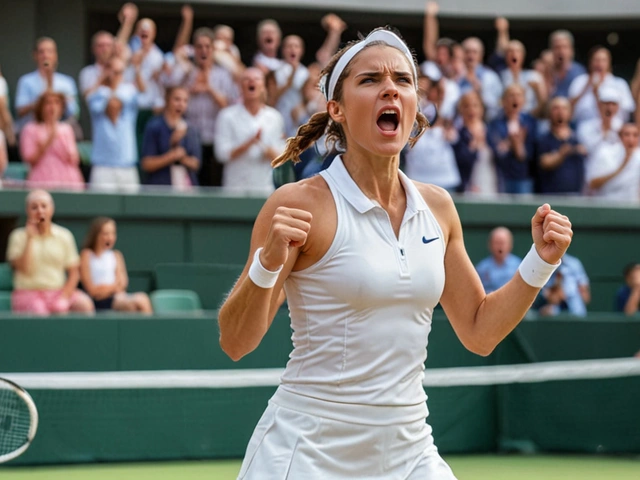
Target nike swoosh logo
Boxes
[422,236,439,244]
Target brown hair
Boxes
[272,28,429,167]
[83,217,115,251]
[33,91,66,123]
[165,86,189,105]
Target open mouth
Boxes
[265,37,274,44]
[377,110,399,132]
[248,85,256,92]
[105,242,112,248]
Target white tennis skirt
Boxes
[237,392,458,480]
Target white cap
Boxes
[420,61,442,82]
[598,85,620,104]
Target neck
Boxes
[164,111,181,126]
[261,47,277,58]
[38,67,53,76]
[506,110,520,121]
[94,245,106,256]
[552,123,570,137]
[37,222,52,236]
[341,150,403,210]
[602,117,612,130]
[244,99,263,115]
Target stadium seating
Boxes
[150,289,202,313]
[0,262,12,291]
[2,163,30,181]
[0,291,11,312]
[154,263,244,310]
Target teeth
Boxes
[382,110,397,115]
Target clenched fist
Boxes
[260,207,312,271]
[531,204,573,265]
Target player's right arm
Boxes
[218,183,313,361]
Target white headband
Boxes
[319,29,417,101]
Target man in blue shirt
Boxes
[549,30,586,98]
[615,263,640,316]
[15,37,79,133]
[487,84,537,194]
[476,227,521,293]
[537,97,587,194]
[538,253,590,317]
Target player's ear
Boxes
[327,99,345,124]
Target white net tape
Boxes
[1,358,639,390]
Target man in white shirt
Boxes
[215,68,285,195]
[586,123,640,201]
[253,19,283,74]
[15,37,79,133]
[577,86,623,164]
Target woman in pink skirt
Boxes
[20,91,85,190]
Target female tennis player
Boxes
[219,27,573,479]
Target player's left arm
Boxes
[424,185,572,356]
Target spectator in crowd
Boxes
[80,217,152,313]
[79,3,138,98]
[500,40,547,117]
[5,190,94,315]
[533,49,555,101]
[537,97,587,195]
[19,91,84,190]
[475,227,521,293]
[87,57,140,192]
[141,86,201,189]
[0,65,16,161]
[404,66,461,192]
[586,123,640,201]
[577,85,623,160]
[452,90,497,194]
[568,46,634,126]
[537,253,590,317]
[212,24,246,81]
[215,68,285,194]
[175,27,239,187]
[616,263,640,316]
[422,1,460,81]
[15,37,79,133]
[267,35,309,138]
[0,128,6,184]
[548,29,585,98]
[488,84,537,193]
[253,19,283,74]
[459,37,503,121]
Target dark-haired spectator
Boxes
[475,227,521,294]
[488,84,537,193]
[586,123,640,201]
[537,97,587,195]
[80,217,152,313]
[422,2,455,79]
[577,86,623,160]
[459,37,503,121]
[616,263,640,316]
[568,46,634,125]
[267,35,309,138]
[6,190,94,315]
[253,19,283,74]
[19,92,84,190]
[215,68,285,194]
[548,30,585,98]
[501,40,547,117]
[537,253,590,317]
[452,91,497,194]
[175,27,239,187]
[15,37,79,133]
[141,86,201,189]
[79,3,138,98]
[87,57,140,192]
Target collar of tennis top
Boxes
[319,29,418,102]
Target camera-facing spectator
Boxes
[15,37,79,134]
[537,253,590,317]
[488,84,537,194]
[0,65,16,159]
[212,24,245,81]
[253,19,283,74]
[5,190,94,315]
[537,97,587,195]
[452,91,497,194]
[267,35,309,138]
[616,263,640,316]
[0,129,7,185]
[501,40,547,117]
[19,92,84,190]
[548,30,586,98]
[215,68,285,195]
[475,227,521,293]
[87,57,140,192]
[141,86,201,189]
[80,217,152,313]
[459,37,503,121]
[577,86,623,160]
[568,46,634,126]
[586,123,640,201]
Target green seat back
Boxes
[0,291,11,312]
[150,289,202,313]
[3,163,30,181]
[0,263,12,291]
[77,141,93,166]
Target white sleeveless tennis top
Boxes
[89,250,117,286]
[276,156,446,426]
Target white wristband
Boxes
[518,244,561,288]
[248,248,283,289]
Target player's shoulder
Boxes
[263,174,331,215]
[412,181,456,213]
